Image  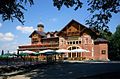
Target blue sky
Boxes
[0,0,120,52]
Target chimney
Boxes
[37,24,44,32]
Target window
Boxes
[79,41,81,44]
[68,47,71,50]
[70,41,72,44]
[101,50,106,54]
[73,41,75,44]
[72,46,77,50]
[32,38,39,44]
[76,41,78,44]
[34,34,38,37]
[67,42,70,45]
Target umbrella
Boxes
[0,53,15,58]
[30,52,40,56]
[21,50,39,56]
[39,49,54,54]
[70,49,90,58]
[9,51,17,54]
[0,54,9,58]
[39,49,59,55]
[18,53,29,56]
[71,48,89,53]
[84,50,90,52]
[22,50,36,54]
[56,49,71,53]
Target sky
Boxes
[0,0,120,53]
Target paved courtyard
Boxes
[1,61,120,79]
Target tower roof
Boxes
[37,24,44,28]
[29,30,46,38]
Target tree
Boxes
[109,25,120,60]
[0,0,120,31]
[0,0,33,24]
[53,0,120,32]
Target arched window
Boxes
[67,46,81,58]
[67,46,80,50]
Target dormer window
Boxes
[33,34,38,38]
[54,33,58,37]
[47,34,51,38]
[32,38,39,44]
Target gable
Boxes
[29,30,46,38]
[59,20,83,32]
[80,28,98,39]
[58,19,86,36]
[67,25,78,32]
[29,31,38,38]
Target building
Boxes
[18,20,108,60]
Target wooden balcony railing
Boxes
[67,31,80,36]
[19,43,59,50]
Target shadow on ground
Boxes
[1,62,120,79]
[25,62,120,79]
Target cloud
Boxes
[16,26,35,34]
[0,32,15,41]
[0,23,2,28]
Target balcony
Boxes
[67,31,80,36]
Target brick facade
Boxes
[18,20,108,61]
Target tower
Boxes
[37,24,44,32]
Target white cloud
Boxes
[0,23,2,28]
[0,32,14,41]
[16,26,35,34]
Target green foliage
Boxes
[53,0,83,10]
[0,0,33,24]
[53,0,120,32]
[109,25,120,60]
[99,30,112,40]
[0,0,120,30]
[86,0,120,32]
